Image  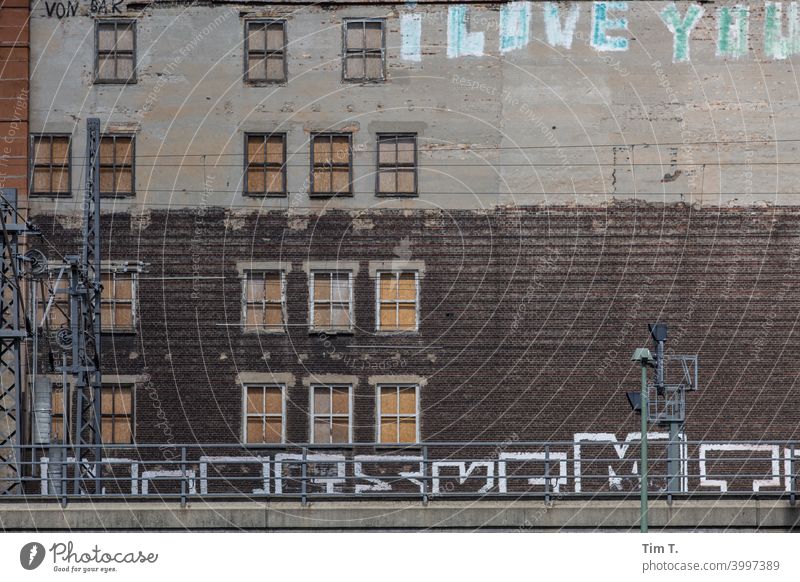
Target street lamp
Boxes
[630,347,653,533]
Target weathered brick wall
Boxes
[28,204,800,448]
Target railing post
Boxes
[61,447,68,508]
[422,446,429,506]
[791,445,796,507]
[180,446,187,508]
[544,445,551,504]
[301,447,308,507]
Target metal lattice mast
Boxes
[71,118,103,494]
[0,188,25,494]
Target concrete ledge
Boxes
[1,500,799,531]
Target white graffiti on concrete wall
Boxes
[37,433,800,496]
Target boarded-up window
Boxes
[245,385,284,444]
[96,20,136,83]
[378,385,419,444]
[51,387,68,444]
[311,271,352,332]
[244,134,286,196]
[311,134,352,196]
[377,271,418,331]
[311,385,350,444]
[243,271,285,331]
[344,19,385,81]
[38,268,135,333]
[101,271,135,332]
[245,20,286,83]
[99,134,134,197]
[100,384,134,445]
[31,135,71,196]
[377,134,417,196]
[37,272,69,330]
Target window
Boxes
[37,271,69,330]
[244,134,286,196]
[38,267,137,333]
[244,384,284,444]
[101,270,136,332]
[343,19,385,81]
[311,385,351,444]
[30,135,71,197]
[51,386,68,444]
[377,134,417,196]
[244,20,286,83]
[310,271,353,332]
[311,133,352,197]
[377,271,418,332]
[99,134,134,197]
[100,384,134,444]
[243,270,285,331]
[95,20,136,83]
[378,385,419,444]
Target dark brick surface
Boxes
[28,204,800,449]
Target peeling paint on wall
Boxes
[717,4,750,58]
[764,1,800,59]
[591,1,629,52]
[659,2,705,63]
[447,5,485,58]
[543,1,581,49]
[400,11,422,62]
[499,1,531,54]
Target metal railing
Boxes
[0,440,796,507]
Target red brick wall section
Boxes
[27,205,800,448]
[0,0,29,197]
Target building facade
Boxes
[4,1,800,497]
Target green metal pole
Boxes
[640,363,649,533]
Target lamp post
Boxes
[630,347,653,534]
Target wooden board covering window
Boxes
[96,21,136,82]
[31,135,70,196]
[244,271,284,330]
[311,134,351,196]
[99,135,134,196]
[377,135,416,195]
[344,20,384,81]
[312,272,351,331]
[100,271,134,332]
[245,21,286,83]
[245,385,283,443]
[51,388,67,443]
[100,385,133,444]
[245,134,285,195]
[379,385,418,443]
[312,385,350,444]
[378,272,417,331]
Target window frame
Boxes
[342,18,386,83]
[241,269,287,333]
[242,383,286,445]
[375,270,420,333]
[100,268,138,334]
[243,19,288,85]
[99,133,136,198]
[100,383,135,445]
[243,132,287,197]
[309,270,354,334]
[375,133,418,197]
[309,132,353,197]
[309,384,353,445]
[376,383,420,445]
[94,19,137,84]
[29,133,72,198]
